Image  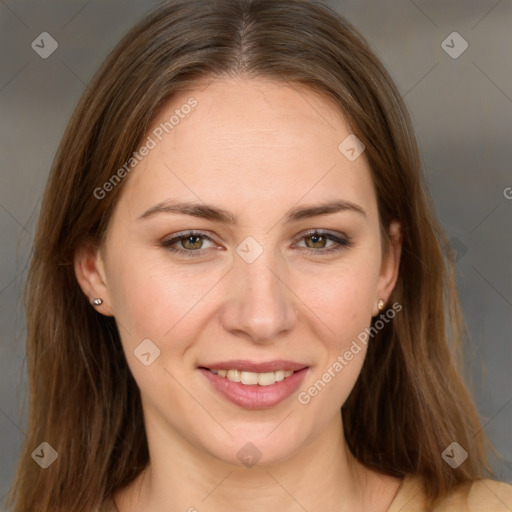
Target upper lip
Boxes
[200,360,309,373]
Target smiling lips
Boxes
[199,360,310,409]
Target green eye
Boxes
[180,234,206,250]
[161,229,352,258]
[161,231,217,257]
[294,230,352,254]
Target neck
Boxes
[114,412,400,512]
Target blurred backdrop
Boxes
[1,0,511,508]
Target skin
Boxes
[75,77,403,512]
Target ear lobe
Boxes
[374,221,402,315]
[73,244,113,316]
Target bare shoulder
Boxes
[434,479,512,511]
[389,475,512,511]
[462,479,512,511]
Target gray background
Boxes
[1,0,511,508]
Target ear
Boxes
[373,221,402,316]
[74,243,114,316]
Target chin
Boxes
[198,426,307,469]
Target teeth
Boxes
[209,368,296,385]
[227,369,241,382]
[241,371,258,385]
[257,372,276,386]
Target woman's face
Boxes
[77,77,400,467]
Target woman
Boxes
[8,0,512,511]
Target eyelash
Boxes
[161,229,352,257]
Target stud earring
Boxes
[91,298,103,306]
[377,299,385,311]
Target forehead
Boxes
[117,77,376,221]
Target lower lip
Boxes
[199,367,309,409]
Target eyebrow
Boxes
[137,199,366,224]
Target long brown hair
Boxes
[8,1,489,510]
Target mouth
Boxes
[198,361,310,409]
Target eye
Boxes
[161,231,218,257]
[161,229,352,258]
[293,229,352,255]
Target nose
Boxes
[219,245,298,343]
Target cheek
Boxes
[108,242,195,324]
[297,256,380,404]
[106,249,228,357]
[106,258,221,403]
[307,260,380,345]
